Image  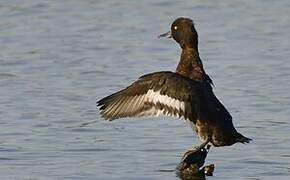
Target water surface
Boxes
[1,0,290,179]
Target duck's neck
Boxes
[176,48,205,82]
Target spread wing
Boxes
[97,71,202,121]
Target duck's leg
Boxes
[177,140,211,174]
[180,139,211,167]
[195,139,210,151]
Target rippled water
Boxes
[1,0,290,179]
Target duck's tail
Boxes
[236,133,252,144]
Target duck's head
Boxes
[159,17,198,49]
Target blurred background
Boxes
[0,0,290,179]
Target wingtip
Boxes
[99,111,114,121]
[96,98,104,106]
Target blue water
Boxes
[1,0,290,179]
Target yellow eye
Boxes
[174,26,178,30]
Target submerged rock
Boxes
[177,145,214,179]
[202,164,214,176]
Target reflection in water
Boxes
[179,174,206,180]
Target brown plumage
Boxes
[98,72,200,122]
[97,17,252,147]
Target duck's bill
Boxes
[158,31,172,38]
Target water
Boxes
[0,0,290,179]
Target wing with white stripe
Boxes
[97,71,202,122]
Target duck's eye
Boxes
[174,26,178,30]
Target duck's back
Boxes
[193,79,252,146]
[175,49,250,147]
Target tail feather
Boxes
[236,134,252,144]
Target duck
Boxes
[97,17,252,150]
